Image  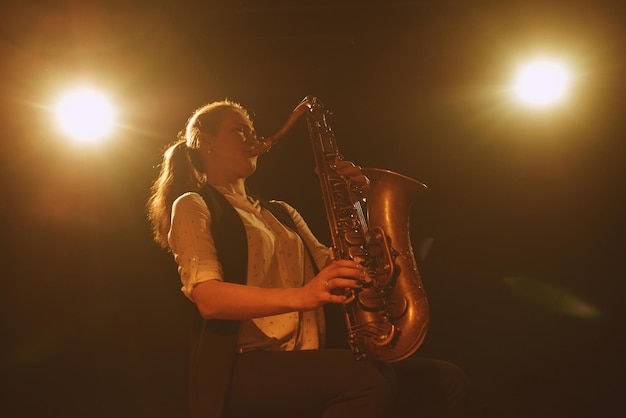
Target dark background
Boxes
[1,1,625,417]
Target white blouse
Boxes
[168,189,329,352]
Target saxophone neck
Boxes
[251,96,321,156]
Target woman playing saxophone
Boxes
[147,99,482,418]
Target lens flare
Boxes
[503,276,601,319]
[54,87,117,143]
[512,59,572,108]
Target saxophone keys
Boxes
[387,296,409,319]
[343,230,364,245]
[347,246,367,260]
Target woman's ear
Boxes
[198,132,214,154]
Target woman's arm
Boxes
[192,259,365,320]
[172,190,366,321]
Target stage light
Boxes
[511,58,572,108]
[54,87,117,144]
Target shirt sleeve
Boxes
[168,192,224,301]
[271,200,330,270]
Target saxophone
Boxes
[256,96,430,362]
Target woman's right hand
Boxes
[298,259,367,311]
[192,259,369,320]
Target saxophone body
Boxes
[260,96,430,363]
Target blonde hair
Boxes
[146,100,249,249]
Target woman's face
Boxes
[203,108,259,180]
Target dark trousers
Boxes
[225,349,482,418]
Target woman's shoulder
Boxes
[172,192,207,213]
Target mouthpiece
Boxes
[250,137,275,156]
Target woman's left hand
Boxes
[334,159,370,199]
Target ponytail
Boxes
[147,137,204,249]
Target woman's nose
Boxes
[246,131,258,144]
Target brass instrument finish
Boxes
[260,96,430,363]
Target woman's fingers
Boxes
[321,260,367,295]
[325,277,364,291]
[325,260,364,279]
[300,260,369,309]
[334,160,370,196]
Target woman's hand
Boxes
[334,159,370,199]
[192,259,367,320]
[298,259,366,311]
